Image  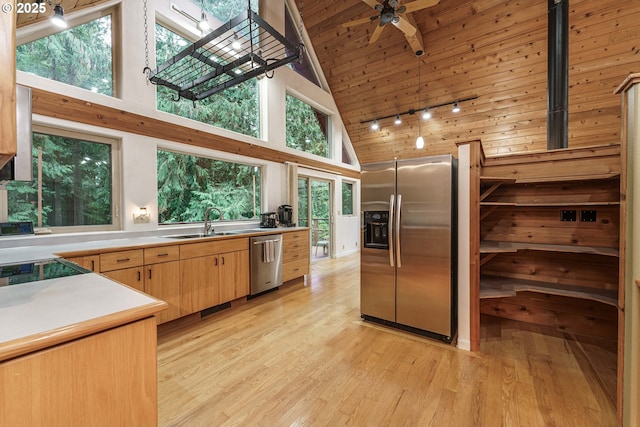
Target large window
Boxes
[157,150,261,224]
[17,14,114,96]
[155,24,260,138]
[286,94,330,158]
[6,130,118,229]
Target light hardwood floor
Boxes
[157,254,617,427]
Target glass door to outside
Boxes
[298,177,332,260]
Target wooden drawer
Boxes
[99,249,144,272]
[283,230,309,244]
[283,247,309,264]
[180,238,248,259]
[144,245,180,264]
[282,258,309,282]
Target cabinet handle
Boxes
[157,253,169,257]
[148,268,152,279]
[116,258,130,263]
[91,260,95,271]
[221,256,225,265]
[214,258,218,266]
[137,271,141,281]
[293,268,300,272]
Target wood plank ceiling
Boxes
[17,0,640,165]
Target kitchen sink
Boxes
[165,230,258,239]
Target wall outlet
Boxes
[560,210,576,222]
[580,210,597,222]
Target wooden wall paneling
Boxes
[480,292,618,339]
[481,251,619,291]
[0,0,16,168]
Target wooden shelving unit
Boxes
[476,145,621,340]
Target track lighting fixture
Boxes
[197,11,209,32]
[371,120,380,131]
[452,101,460,113]
[51,4,67,28]
[394,115,402,125]
[422,108,432,120]
[361,97,476,129]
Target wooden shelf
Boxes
[480,172,620,184]
[480,201,620,207]
[480,275,618,307]
[480,241,620,257]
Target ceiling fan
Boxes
[342,0,440,56]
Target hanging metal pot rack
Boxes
[146,5,303,102]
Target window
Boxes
[6,129,119,230]
[284,5,320,86]
[157,149,261,223]
[17,14,114,96]
[200,0,258,20]
[154,24,260,138]
[286,94,330,158]
[342,182,354,215]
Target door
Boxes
[360,161,396,322]
[298,177,332,260]
[395,156,453,336]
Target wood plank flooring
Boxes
[157,254,617,427]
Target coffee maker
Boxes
[277,205,294,227]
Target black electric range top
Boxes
[0,259,90,287]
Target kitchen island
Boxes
[0,263,167,427]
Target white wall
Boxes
[15,0,360,241]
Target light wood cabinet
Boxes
[0,0,16,168]
[282,230,310,282]
[65,254,100,272]
[0,317,159,427]
[103,266,145,292]
[180,239,249,314]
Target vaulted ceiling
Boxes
[17,0,640,166]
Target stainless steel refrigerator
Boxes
[360,155,457,342]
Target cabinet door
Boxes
[180,255,220,314]
[145,261,181,324]
[219,250,249,303]
[65,255,100,272]
[103,267,144,292]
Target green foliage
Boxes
[154,24,260,138]
[200,0,258,22]
[16,15,113,95]
[342,182,354,215]
[157,150,261,223]
[7,133,113,227]
[285,95,330,158]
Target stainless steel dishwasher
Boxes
[250,234,283,296]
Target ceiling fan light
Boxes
[51,4,67,28]
[452,101,460,113]
[371,120,380,131]
[422,108,432,120]
[394,115,402,125]
[416,135,425,149]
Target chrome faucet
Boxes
[203,207,224,235]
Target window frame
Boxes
[156,147,264,226]
[285,92,332,159]
[341,181,355,216]
[16,6,120,98]
[4,124,122,233]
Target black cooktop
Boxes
[0,259,89,286]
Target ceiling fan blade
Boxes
[393,15,417,36]
[342,15,379,28]
[362,0,383,10]
[402,0,440,13]
[369,24,385,44]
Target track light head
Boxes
[51,4,67,28]
[371,120,379,131]
[394,115,402,125]
[452,101,460,113]
[197,11,209,32]
[422,108,432,120]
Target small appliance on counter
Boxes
[277,205,294,227]
[260,212,278,228]
[0,221,34,237]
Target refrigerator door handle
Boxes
[396,194,402,268]
[388,194,395,267]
